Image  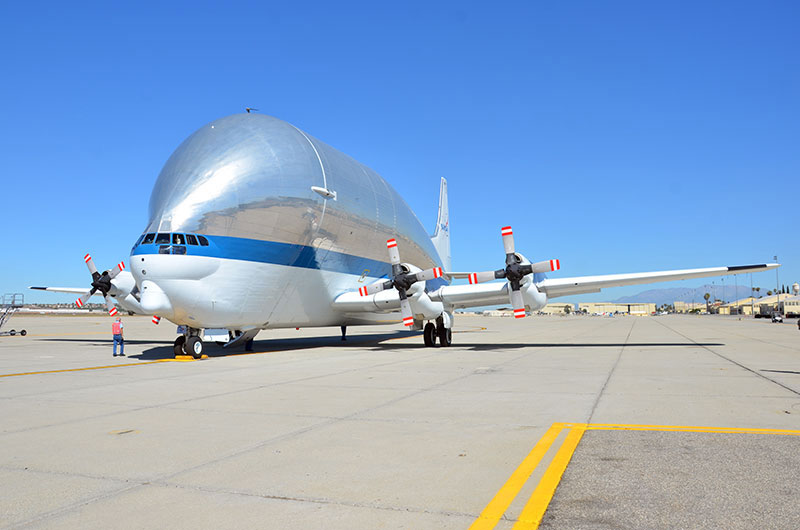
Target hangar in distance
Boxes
[32,114,779,357]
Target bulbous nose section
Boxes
[140,280,174,318]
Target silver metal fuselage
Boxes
[130,114,444,330]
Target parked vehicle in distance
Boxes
[771,313,783,323]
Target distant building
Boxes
[578,302,655,315]
[674,301,707,313]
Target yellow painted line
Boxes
[0,359,174,377]
[469,423,565,530]
[586,423,800,436]
[513,424,586,530]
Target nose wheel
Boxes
[186,336,204,359]
[173,336,185,357]
[173,331,204,359]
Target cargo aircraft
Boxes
[32,114,779,358]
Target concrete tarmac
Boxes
[1,314,799,529]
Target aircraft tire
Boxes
[173,336,186,357]
[187,336,204,359]
[423,323,436,347]
[20,330,26,336]
[9,330,15,336]
[437,325,451,347]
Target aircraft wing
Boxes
[29,286,94,295]
[537,263,779,299]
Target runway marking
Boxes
[468,423,564,530]
[513,424,585,530]
[0,360,172,377]
[471,422,800,530]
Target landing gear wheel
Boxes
[437,325,452,347]
[173,336,186,357]
[423,322,437,347]
[20,330,26,336]
[9,330,15,336]
[187,336,204,359]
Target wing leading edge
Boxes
[538,263,779,299]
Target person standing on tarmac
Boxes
[112,317,125,357]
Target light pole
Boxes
[774,255,780,315]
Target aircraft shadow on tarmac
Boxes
[371,341,725,351]
[37,336,725,359]
[761,369,800,376]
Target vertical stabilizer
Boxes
[431,177,451,271]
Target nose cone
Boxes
[139,280,174,318]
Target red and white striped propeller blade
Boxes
[108,261,126,279]
[530,259,560,273]
[152,315,161,325]
[510,289,526,319]
[84,253,98,276]
[399,297,414,327]
[413,267,443,282]
[75,291,93,308]
[386,239,401,266]
[105,295,118,316]
[358,280,392,297]
[501,226,515,256]
[467,271,497,284]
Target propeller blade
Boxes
[105,295,118,316]
[501,226,515,256]
[386,239,401,266]
[151,315,161,325]
[529,259,560,273]
[358,280,393,296]
[108,261,126,279]
[399,294,414,327]
[510,288,526,319]
[413,267,443,282]
[84,253,98,276]
[75,290,93,308]
[467,271,498,284]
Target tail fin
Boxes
[431,177,451,271]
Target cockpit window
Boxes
[197,235,209,246]
[172,233,184,245]
[134,234,145,247]
[185,234,198,245]
[142,233,155,244]
[155,233,170,244]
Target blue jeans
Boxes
[113,334,124,356]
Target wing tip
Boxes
[727,263,780,272]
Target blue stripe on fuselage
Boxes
[130,234,449,290]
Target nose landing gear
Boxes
[173,328,204,359]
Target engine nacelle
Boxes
[521,276,547,312]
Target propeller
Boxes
[74,254,126,316]
[466,226,560,319]
[358,238,443,326]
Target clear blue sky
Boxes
[1,1,797,304]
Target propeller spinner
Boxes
[466,226,559,318]
[357,239,443,326]
[74,254,126,316]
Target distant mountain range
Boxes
[612,284,763,307]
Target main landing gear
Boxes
[173,328,204,359]
[423,316,451,348]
